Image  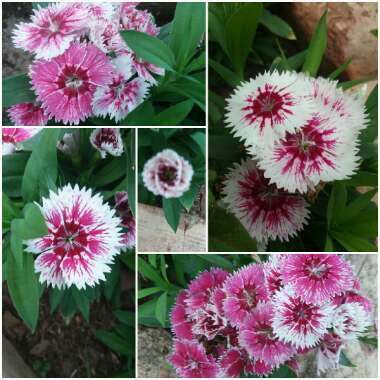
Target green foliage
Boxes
[138,129,205,232]
[2,73,36,108]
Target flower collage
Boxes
[1,1,378,380]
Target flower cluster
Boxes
[142,149,194,198]
[10,2,161,125]
[223,71,368,245]
[25,184,125,289]
[169,254,374,377]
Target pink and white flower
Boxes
[2,127,42,155]
[169,340,219,378]
[225,70,314,149]
[31,42,113,125]
[171,291,194,340]
[90,128,124,158]
[120,4,159,36]
[332,302,371,341]
[12,3,87,59]
[115,191,136,250]
[92,55,150,122]
[272,286,335,349]
[8,103,50,126]
[222,159,310,245]
[218,348,256,377]
[263,254,286,295]
[223,264,269,326]
[24,184,123,290]
[239,302,294,366]
[316,333,343,374]
[257,113,361,193]
[142,149,194,199]
[281,254,355,305]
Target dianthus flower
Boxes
[225,70,314,149]
[90,128,124,158]
[316,332,342,374]
[142,149,194,198]
[25,184,123,289]
[31,42,113,125]
[12,3,87,59]
[223,159,310,245]
[2,127,42,155]
[115,191,136,250]
[281,254,355,304]
[8,103,50,126]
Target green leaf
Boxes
[324,234,334,251]
[95,330,133,356]
[21,129,60,202]
[49,288,65,313]
[2,73,36,108]
[7,246,40,332]
[225,3,263,78]
[152,100,194,126]
[359,335,378,348]
[269,365,297,378]
[327,183,347,228]
[138,257,170,290]
[23,203,48,237]
[120,30,175,70]
[92,158,126,187]
[169,2,205,70]
[338,78,373,90]
[138,287,162,299]
[2,193,19,231]
[196,254,233,271]
[339,350,356,367]
[126,130,136,216]
[119,101,155,126]
[190,131,205,156]
[185,52,205,74]
[335,189,377,225]
[341,171,377,187]
[209,58,242,88]
[329,58,352,79]
[155,292,168,327]
[162,198,182,233]
[114,310,135,327]
[331,230,377,252]
[32,2,50,10]
[179,182,199,211]
[260,9,296,40]
[72,288,90,322]
[302,11,328,76]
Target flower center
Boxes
[48,20,60,34]
[158,165,178,185]
[56,65,90,96]
[65,75,83,89]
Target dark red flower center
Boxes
[285,296,321,330]
[52,220,89,259]
[304,257,331,280]
[93,128,119,150]
[242,83,295,131]
[158,165,178,185]
[56,65,91,97]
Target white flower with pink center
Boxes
[2,127,42,155]
[92,55,150,122]
[142,149,194,199]
[281,254,355,305]
[12,3,87,59]
[316,333,343,374]
[272,286,335,349]
[8,103,50,126]
[239,302,294,367]
[222,159,310,244]
[31,42,113,125]
[90,128,124,159]
[115,191,136,251]
[225,71,314,149]
[24,184,123,290]
[223,264,269,326]
[332,302,371,341]
[257,112,361,193]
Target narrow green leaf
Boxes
[23,203,48,237]
[339,350,357,367]
[92,158,126,187]
[119,101,155,126]
[324,234,334,251]
[338,78,372,90]
[138,287,162,299]
[21,129,60,202]
[179,182,199,211]
[341,172,377,187]
[169,3,205,70]
[327,183,347,228]
[225,3,263,78]
[185,52,205,74]
[302,11,328,76]
[114,310,135,327]
[2,73,36,108]
[120,30,175,70]
[2,193,19,231]
[329,58,352,79]
[196,254,233,271]
[162,198,182,233]
[209,58,241,88]
[138,257,170,290]
[7,248,40,332]
[95,330,133,356]
[152,100,194,126]
[331,230,377,252]
[260,9,296,40]
[155,292,168,327]
[72,288,90,322]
